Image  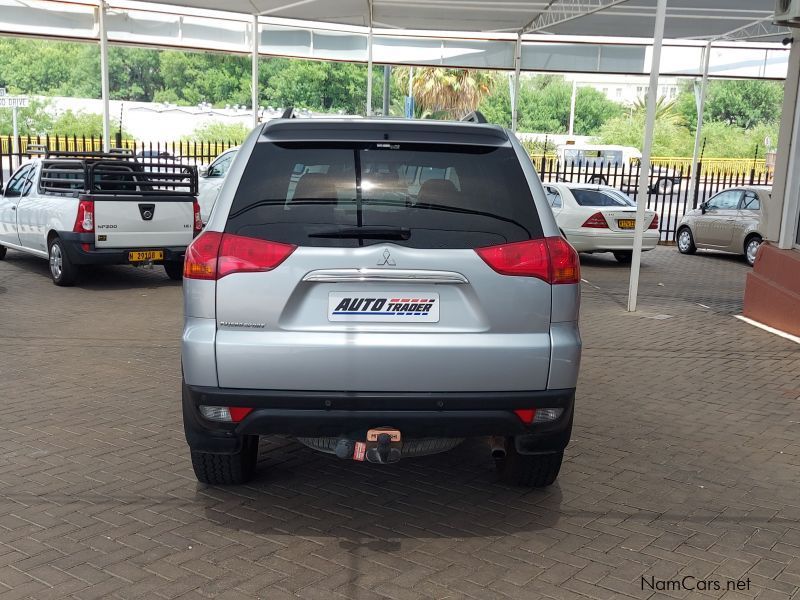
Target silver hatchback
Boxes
[677,186,768,266]
[181,118,582,487]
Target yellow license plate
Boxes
[618,219,636,229]
[129,250,164,262]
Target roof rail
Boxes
[281,107,296,119]
[27,144,48,156]
[460,111,488,124]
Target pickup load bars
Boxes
[39,153,198,196]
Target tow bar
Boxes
[334,428,402,464]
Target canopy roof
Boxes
[138,0,786,41]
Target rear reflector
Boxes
[199,405,253,423]
[581,212,609,228]
[475,236,580,284]
[513,409,536,424]
[184,231,296,280]
[513,407,564,425]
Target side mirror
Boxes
[198,166,209,177]
[700,202,707,214]
[0,183,4,196]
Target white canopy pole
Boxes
[568,79,577,136]
[687,40,711,210]
[98,0,110,151]
[627,0,667,313]
[252,15,259,128]
[366,2,373,116]
[511,33,522,132]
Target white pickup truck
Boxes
[0,150,200,285]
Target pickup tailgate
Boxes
[94,196,194,248]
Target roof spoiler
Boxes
[460,111,488,124]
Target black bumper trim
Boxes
[182,383,575,454]
[58,231,187,266]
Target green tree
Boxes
[51,110,127,138]
[182,121,250,142]
[479,75,623,134]
[0,99,54,136]
[676,79,783,130]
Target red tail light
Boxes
[73,198,94,233]
[184,231,296,280]
[218,234,296,278]
[228,407,253,422]
[582,212,608,228]
[514,409,536,424]
[475,236,580,284]
[184,231,222,280]
[649,213,659,230]
[192,200,203,233]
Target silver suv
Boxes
[181,118,582,487]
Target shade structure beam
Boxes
[712,17,790,42]
[523,0,632,33]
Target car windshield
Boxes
[571,188,635,207]
[225,141,543,248]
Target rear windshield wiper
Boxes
[309,226,411,240]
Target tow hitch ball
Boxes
[335,428,402,464]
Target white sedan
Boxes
[543,182,659,263]
[197,146,239,224]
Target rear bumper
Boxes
[182,382,575,454]
[58,232,187,266]
[564,229,660,252]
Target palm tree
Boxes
[631,95,683,126]
[393,67,496,119]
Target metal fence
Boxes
[0,134,239,182]
[1,134,772,242]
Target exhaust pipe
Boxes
[489,436,507,460]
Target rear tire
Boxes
[0,245,6,260]
[497,445,563,487]
[164,261,184,281]
[613,251,633,263]
[190,436,259,485]
[744,235,762,267]
[677,227,696,255]
[48,237,77,286]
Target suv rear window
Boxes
[225,142,542,248]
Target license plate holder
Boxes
[328,292,439,322]
[129,250,164,262]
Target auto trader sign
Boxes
[0,96,30,108]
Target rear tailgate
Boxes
[94,196,194,248]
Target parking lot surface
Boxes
[1,247,799,600]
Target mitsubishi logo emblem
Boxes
[377,248,396,266]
